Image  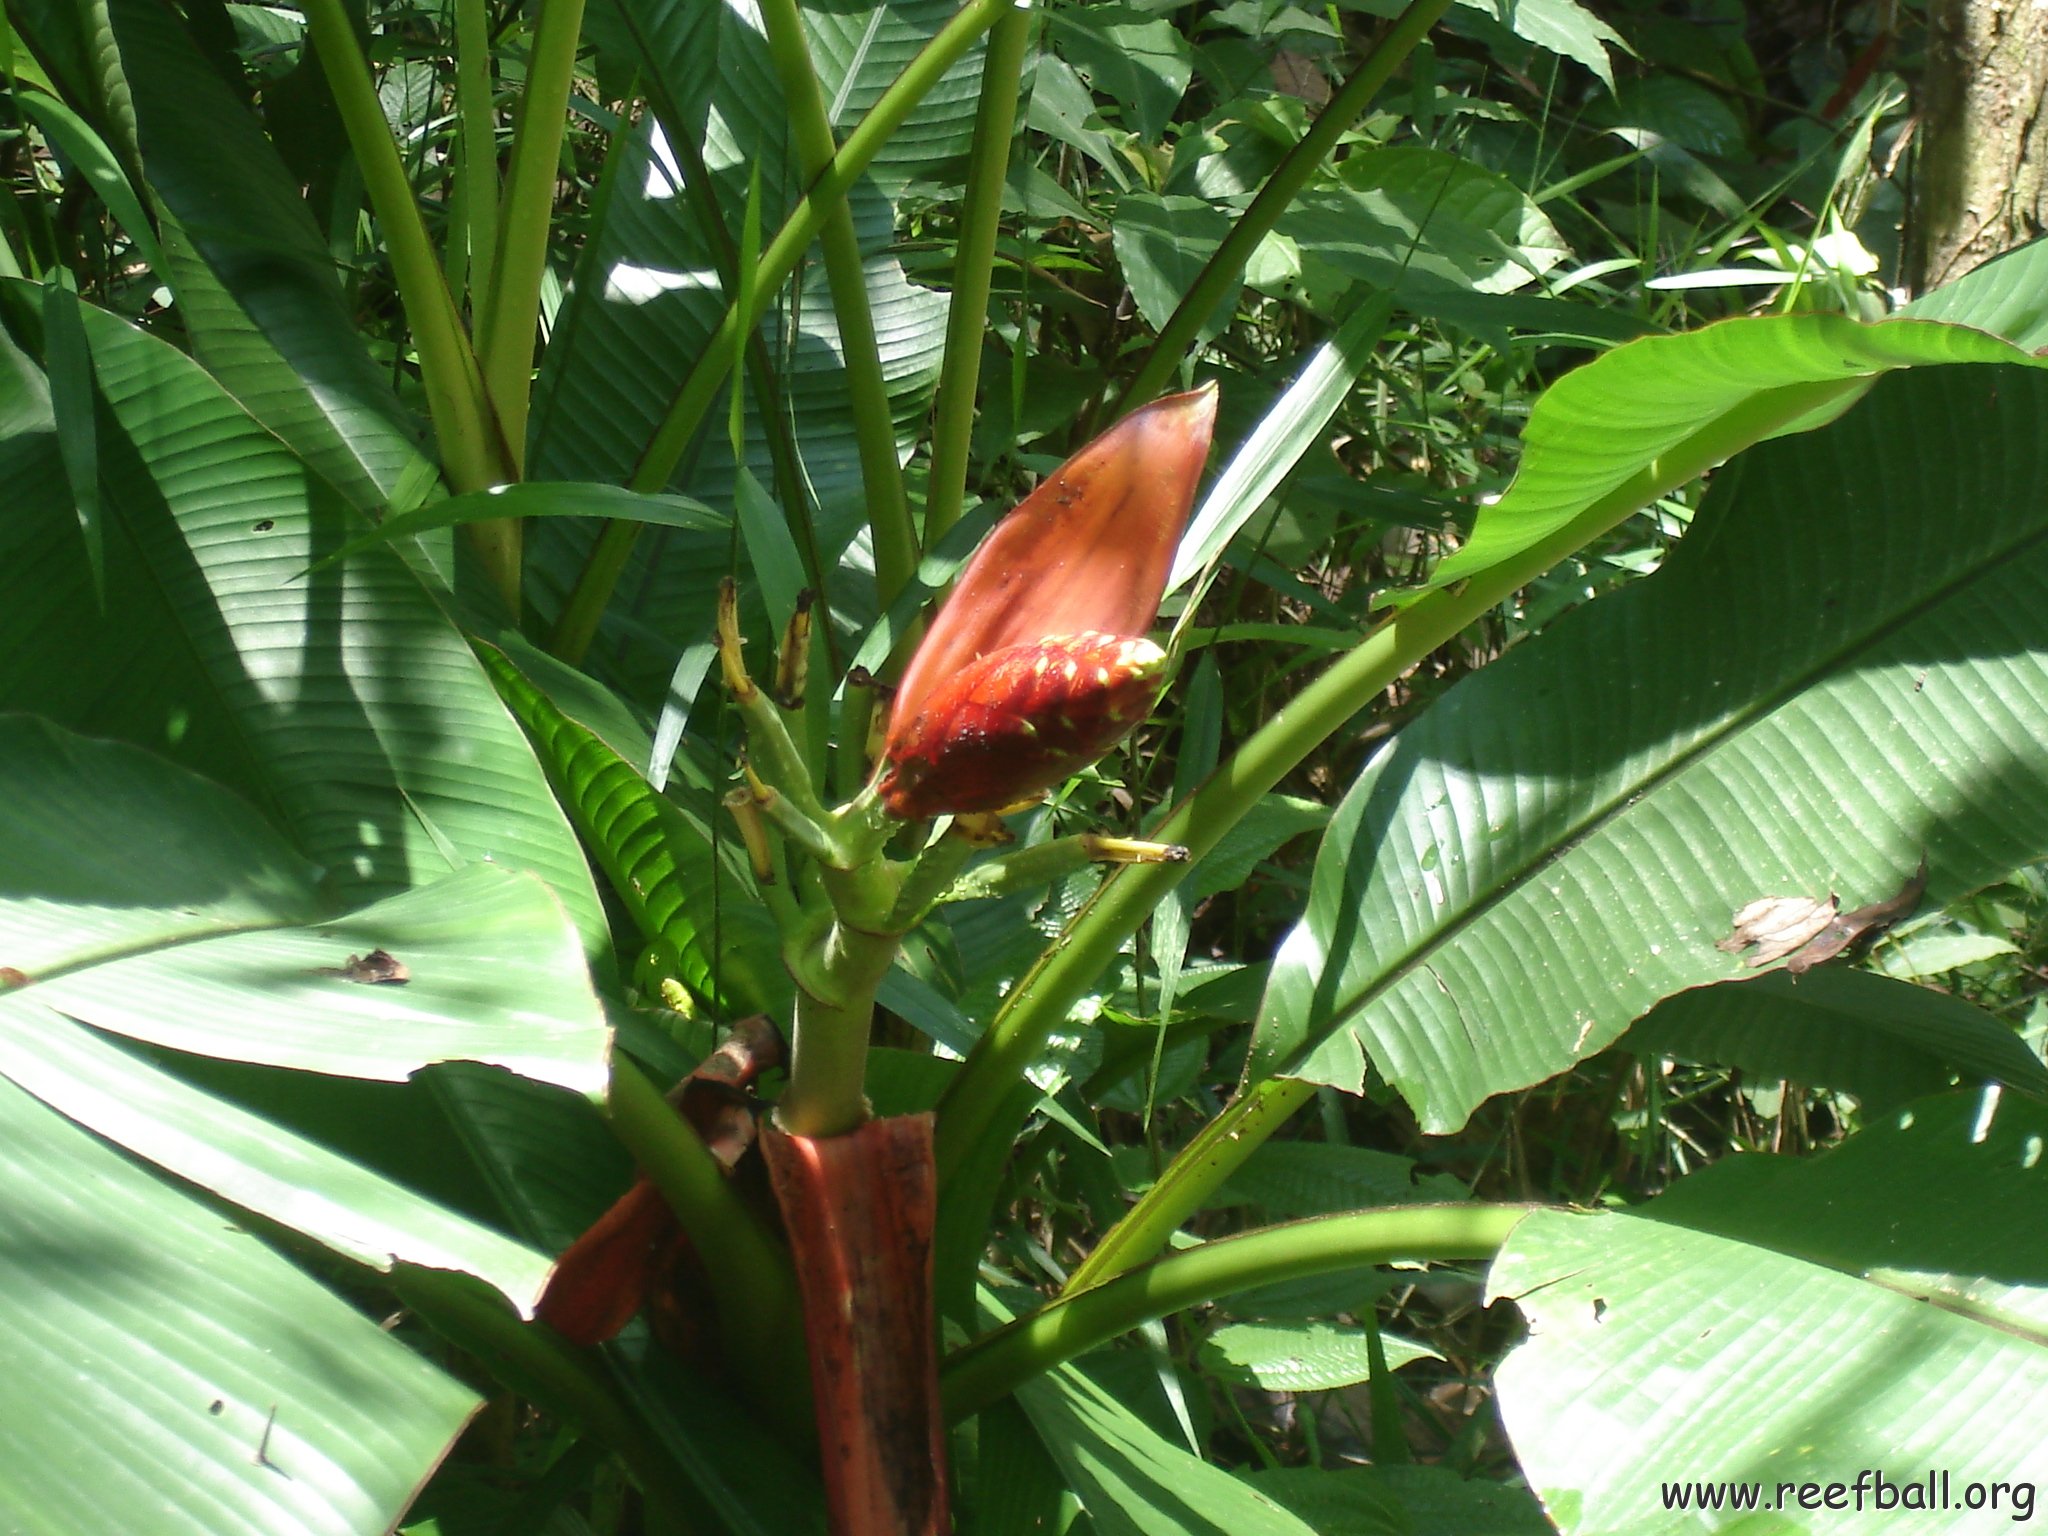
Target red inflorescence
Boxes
[877,631,1167,820]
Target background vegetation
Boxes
[2,0,2045,1531]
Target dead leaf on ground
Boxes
[1270,49,1332,109]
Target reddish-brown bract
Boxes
[763,1115,946,1536]
[885,386,1217,741]
[878,631,1166,819]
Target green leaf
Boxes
[0,1071,477,1536]
[1901,236,2048,350]
[1415,313,2040,602]
[98,0,425,511]
[1624,967,2048,1112]
[1184,793,1332,903]
[0,290,607,956]
[1216,1141,1468,1215]
[0,711,321,958]
[1113,192,1238,339]
[1047,4,1193,140]
[1025,52,1132,190]
[1645,1087,2048,1336]
[1872,929,2021,979]
[427,1062,631,1256]
[19,860,607,1083]
[1279,147,1569,298]
[0,1006,554,1311]
[1600,73,1743,157]
[1463,0,1626,90]
[967,1398,1070,1536]
[310,481,730,572]
[0,715,607,1094]
[1200,1319,1437,1392]
[38,277,103,604]
[15,87,165,271]
[1241,1465,1553,1536]
[1488,1204,2048,1535]
[477,641,789,1018]
[1252,362,2048,1131]
[734,464,804,635]
[1168,293,1395,595]
[1013,1355,1319,1536]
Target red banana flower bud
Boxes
[878,385,1217,819]
[879,632,1166,819]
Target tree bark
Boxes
[1910,0,2048,292]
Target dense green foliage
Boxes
[2,0,2045,1531]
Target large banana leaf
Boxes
[0,719,599,1533]
[1253,358,2048,1132]
[1620,966,2048,1113]
[0,1072,480,1536]
[526,0,971,687]
[0,1005,555,1310]
[68,0,426,512]
[0,288,607,955]
[1412,312,2035,601]
[0,714,609,1092]
[1489,1088,2048,1534]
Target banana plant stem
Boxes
[934,377,1866,1269]
[780,861,903,1136]
[451,0,498,322]
[755,0,917,611]
[1114,0,1453,415]
[604,1056,810,1437]
[548,0,1011,664]
[475,0,588,468]
[941,1204,1530,1419]
[395,1268,698,1511]
[922,2,1034,549]
[1064,1076,1316,1293]
[301,0,518,607]
[299,0,500,481]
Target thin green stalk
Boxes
[755,0,916,610]
[549,0,1011,664]
[922,2,1033,548]
[396,1268,698,1511]
[1114,0,1453,414]
[303,0,519,611]
[933,377,1868,1254]
[1065,1077,1317,1293]
[941,1204,1529,1419]
[604,1056,810,1435]
[476,0,588,468]
[452,0,499,323]
[606,1056,792,1311]
[302,0,506,495]
[667,120,832,601]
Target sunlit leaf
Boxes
[0,1073,478,1536]
[1254,362,2048,1131]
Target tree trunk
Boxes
[1910,0,2048,292]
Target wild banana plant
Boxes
[2,0,2048,1530]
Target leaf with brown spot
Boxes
[1717,895,1838,967]
[1785,857,1930,974]
[312,949,410,984]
